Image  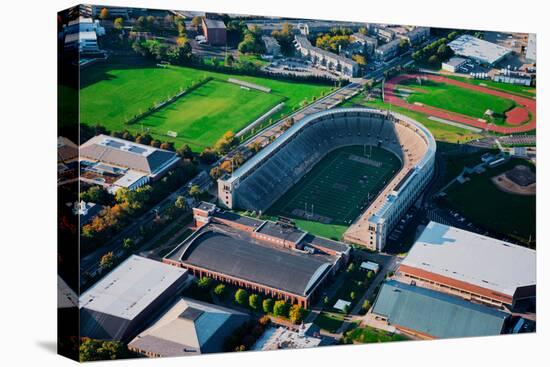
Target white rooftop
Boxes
[401,221,536,297]
[80,255,188,320]
[333,299,351,311]
[360,261,380,272]
[448,35,511,65]
[113,170,147,188]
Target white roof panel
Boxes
[401,222,536,296]
[80,255,187,320]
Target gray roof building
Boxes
[168,228,332,297]
[80,135,181,178]
[372,280,509,339]
[128,298,249,357]
[79,255,189,341]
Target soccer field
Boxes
[137,79,283,150]
[79,62,331,150]
[268,145,402,240]
[399,79,516,124]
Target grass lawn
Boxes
[137,79,283,150]
[79,61,331,150]
[342,95,483,143]
[267,145,401,241]
[313,312,345,333]
[345,326,409,343]
[443,158,536,246]
[446,75,536,98]
[399,79,516,125]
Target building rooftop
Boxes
[80,134,180,176]
[256,220,306,243]
[203,18,226,29]
[400,221,536,297]
[65,31,97,44]
[372,280,509,339]
[128,298,248,357]
[443,56,467,67]
[79,255,188,320]
[167,226,334,296]
[448,35,512,65]
[295,35,358,67]
[213,210,264,229]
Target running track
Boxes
[384,73,536,134]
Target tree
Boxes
[347,262,356,273]
[210,166,223,180]
[272,300,288,317]
[249,294,261,310]
[214,283,226,297]
[288,304,306,324]
[350,291,356,300]
[160,141,175,151]
[235,288,248,305]
[99,8,109,20]
[361,300,371,312]
[258,315,271,326]
[262,298,274,313]
[175,196,186,209]
[343,304,350,314]
[200,148,218,164]
[80,186,110,205]
[428,54,439,65]
[191,16,202,28]
[122,238,134,251]
[352,54,367,66]
[367,270,374,280]
[79,338,128,362]
[177,144,193,159]
[197,276,213,289]
[323,296,330,306]
[113,17,124,31]
[100,252,116,270]
[188,184,203,199]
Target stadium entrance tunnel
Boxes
[218,108,436,251]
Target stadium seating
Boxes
[233,110,430,212]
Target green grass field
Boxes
[79,61,331,150]
[345,326,409,343]
[342,94,483,143]
[445,75,536,98]
[137,79,283,150]
[267,145,402,240]
[443,158,536,246]
[398,79,516,125]
[313,312,345,333]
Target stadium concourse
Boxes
[218,108,436,251]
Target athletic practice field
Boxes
[443,158,536,246]
[137,79,283,150]
[384,74,536,134]
[80,62,331,150]
[268,145,402,240]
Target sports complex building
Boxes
[217,108,436,251]
[397,222,536,309]
[163,202,350,308]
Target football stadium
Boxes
[218,108,436,251]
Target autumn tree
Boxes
[100,252,116,270]
[113,17,124,31]
[288,304,306,324]
[99,8,109,20]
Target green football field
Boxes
[136,79,283,150]
[79,62,331,150]
[267,145,402,240]
[398,79,516,125]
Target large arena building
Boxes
[163,203,350,308]
[217,108,436,251]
